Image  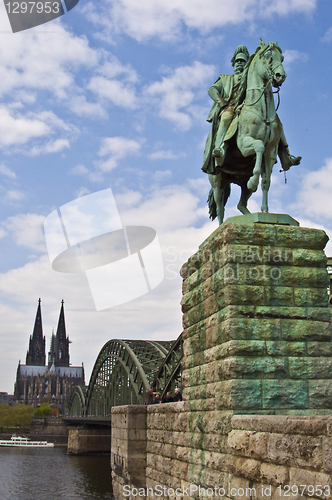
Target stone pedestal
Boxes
[111,406,147,499]
[180,220,332,414]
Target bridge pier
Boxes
[67,427,111,455]
[111,406,147,498]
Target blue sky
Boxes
[0,0,331,393]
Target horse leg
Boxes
[237,182,252,215]
[243,138,265,193]
[209,173,227,224]
[261,153,273,213]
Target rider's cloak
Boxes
[202,74,235,175]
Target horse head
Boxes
[258,39,286,88]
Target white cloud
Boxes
[2,213,46,251]
[148,150,178,160]
[153,170,172,182]
[260,0,316,16]
[84,0,317,42]
[187,176,211,194]
[83,56,139,109]
[35,111,76,133]
[113,189,143,210]
[29,139,70,156]
[70,164,104,183]
[71,164,90,176]
[322,27,332,42]
[0,164,16,179]
[76,187,91,198]
[0,107,77,152]
[0,13,98,99]
[0,106,50,146]
[88,77,137,108]
[283,49,308,70]
[68,95,108,119]
[296,158,332,219]
[97,136,142,171]
[145,61,215,130]
[99,59,138,83]
[5,190,25,203]
[0,5,143,122]
[118,184,205,231]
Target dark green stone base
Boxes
[181,221,332,413]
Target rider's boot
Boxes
[278,129,301,171]
[212,118,230,167]
[213,144,226,167]
[279,144,301,171]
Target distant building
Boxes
[0,392,14,405]
[14,299,84,409]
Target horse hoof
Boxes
[237,205,250,215]
[247,179,258,192]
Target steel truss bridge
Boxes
[69,336,183,417]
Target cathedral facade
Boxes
[14,299,85,410]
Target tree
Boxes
[34,404,53,417]
[0,404,32,431]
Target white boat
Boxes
[0,434,54,447]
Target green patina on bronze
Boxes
[223,212,299,226]
[202,41,301,225]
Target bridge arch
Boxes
[68,337,184,417]
[84,339,174,416]
[69,385,87,416]
[153,334,183,398]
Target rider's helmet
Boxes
[231,45,250,66]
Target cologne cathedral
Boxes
[14,299,84,409]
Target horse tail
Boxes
[208,188,217,220]
[207,182,231,221]
[224,181,231,207]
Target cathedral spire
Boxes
[56,300,66,340]
[54,300,70,366]
[48,327,56,368]
[26,298,46,366]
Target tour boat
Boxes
[0,434,54,447]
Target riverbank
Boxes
[0,416,69,445]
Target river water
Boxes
[0,446,114,500]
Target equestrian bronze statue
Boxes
[202,40,301,224]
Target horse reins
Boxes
[245,78,273,107]
[244,46,283,110]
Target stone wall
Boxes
[28,416,68,444]
[111,220,332,498]
[30,416,68,435]
[180,222,332,414]
[67,427,111,454]
[112,404,332,499]
[228,414,332,497]
[111,406,147,499]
